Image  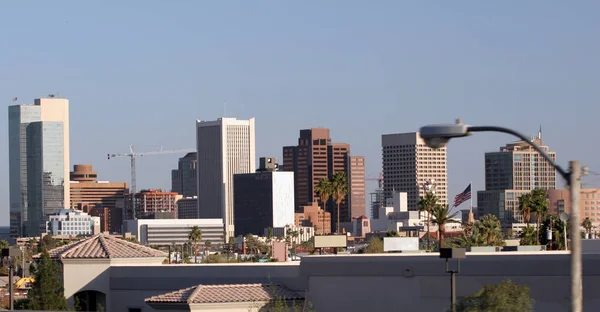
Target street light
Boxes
[420,119,583,312]
[440,247,466,312]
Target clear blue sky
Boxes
[1,1,599,226]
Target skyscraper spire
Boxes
[538,124,542,140]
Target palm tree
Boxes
[330,172,348,234]
[315,178,333,234]
[518,193,533,224]
[531,189,549,244]
[418,192,439,251]
[430,204,460,249]
[582,217,593,237]
[477,214,505,246]
[519,225,537,246]
[188,226,202,263]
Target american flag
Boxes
[453,183,471,207]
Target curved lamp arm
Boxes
[467,126,570,184]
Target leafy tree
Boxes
[455,279,534,312]
[38,234,59,252]
[315,178,333,234]
[0,240,8,249]
[431,204,460,248]
[364,237,383,254]
[385,230,399,237]
[418,192,439,251]
[188,225,202,263]
[26,249,68,310]
[330,172,348,234]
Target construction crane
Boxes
[365,172,383,190]
[107,146,195,195]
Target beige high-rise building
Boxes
[8,96,70,238]
[196,117,256,238]
[477,129,557,222]
[381,132,448,211]
[348,156,366,219]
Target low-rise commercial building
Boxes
[122,219,224,246]
[46,209,100,236]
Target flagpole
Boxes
[469,181,473,213]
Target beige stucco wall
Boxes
[61,251,600,312]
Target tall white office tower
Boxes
[196,117,256,238]
[8,97,70,238]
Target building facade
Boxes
[381,132,448,211]
[177,197,198,219]
[548,188,600,225]
[8,97,70,238]
[294,202,332,234]
[233,158,295,237]
[477,130,557,222]
[123,219,225,246]
[283,128,365,231]
[196,117,256,238]
[171,152,197,197]
[46,209,100,236]
[124,190,182,220]
[348,156,366,219]
[69,164,128,209]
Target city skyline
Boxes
[1,2,600,226]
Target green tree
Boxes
[518,193,533,225]
[531,189,549,244]
[0,240,8,249]
[431,204,460,249]
[188,225,202,263]
[315,178,333,234]
[519,225,537,246]
[38,234,59,252]
[330,172,348,234]
[477,214,505,246]
[455,279,534,312]
[364,236,384,254]
[26,249,68,310]
[418,192,439,251]
[582,217,593,236]
[541,214,567,250]
[385,230,399,237]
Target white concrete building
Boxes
[46,209,100,236]
[382,132,447,210]
[9,97,70,238]
[196,117,256,238]
[123,219,225,246]
[371,192,461,234]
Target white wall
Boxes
[271,172,295,228]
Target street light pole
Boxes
[570,160,582,312]
[419,120,583,312]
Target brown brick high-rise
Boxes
[283,128,365,232]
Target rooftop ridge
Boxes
[187,285,203,304]
[97,234,112,258]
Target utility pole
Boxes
[570,160,582,312]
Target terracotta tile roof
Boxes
[145,284,303,304]
[33,234,167,259]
